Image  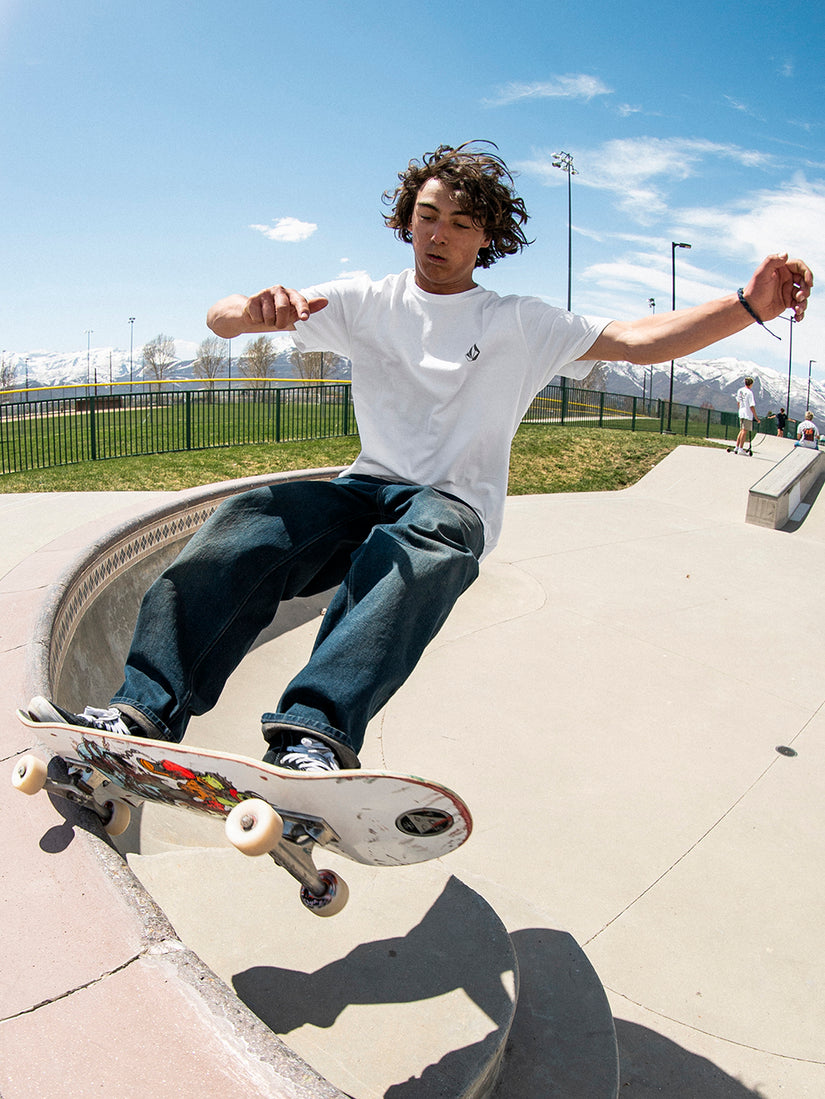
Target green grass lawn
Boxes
[0,425,716,496]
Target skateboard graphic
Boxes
[12,710,472,916]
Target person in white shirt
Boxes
[27,142,814,773]
[796,411,820,448]
[735,377,760,454]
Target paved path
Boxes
[2,437,824,1096]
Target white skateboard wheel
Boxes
[102,800,131,836]
[300,869,349,917]
[12,754,48,795]
[225,798,283,856]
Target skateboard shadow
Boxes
[233,876,515,1031]
[234,907,768,1098]
[233,875,516,1094]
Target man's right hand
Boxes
[207,287,328,338]
[242,285,329,330]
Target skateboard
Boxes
[11,710,472,917]
[727,426,764,456]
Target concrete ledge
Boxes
[746,446,824,528]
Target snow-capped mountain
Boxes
[585,356,825,423]
[2,343,822,423]
[1,336,350,393]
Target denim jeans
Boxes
[111,476,484,764]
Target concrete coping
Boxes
[26,466,347,703]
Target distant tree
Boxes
[142,334,176,389]
[0,356,14,401]
[239,336,278,389]
[193,336,227,391]
[288,348,344,381]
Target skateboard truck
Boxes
[12,754,132,836]
[13,754,350,916]
[225,799,350,915]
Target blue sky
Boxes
[1,0,823,380]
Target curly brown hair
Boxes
[383,142,532,269]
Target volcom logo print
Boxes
[465,344,480,361]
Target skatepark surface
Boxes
[2,435,824,1097]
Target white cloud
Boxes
[725,95,767,122]
[575,177,824,374]
[522,137,777,223]
[250,217,318,243]
[486,73,612,107]
[652,177,824,293]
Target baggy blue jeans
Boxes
[111,476,485,765]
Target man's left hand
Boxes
[744,254,813,323]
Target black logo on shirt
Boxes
[465,344,480,361]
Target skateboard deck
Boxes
[13,710,472,916]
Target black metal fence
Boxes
[0,383,354,475]
[0,378,800,476]
[524,382,800,441]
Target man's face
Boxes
[409,177,492,295]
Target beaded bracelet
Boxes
[737,288,782,340]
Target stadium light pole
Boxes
[552,151,577,312]
[807,360,816,413]
[667,242,691,432]
[552,151,577,406]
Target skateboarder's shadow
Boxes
[232,874,514,1037]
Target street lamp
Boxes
[784,316,794,416]
[667,242,691,431]
[807,360,816,413]
[129,317,135,389]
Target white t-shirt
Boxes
[736,386,756,420]
[797,419,819,447]
[292,269,609,554]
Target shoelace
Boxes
[80,705,134,736]
[279,737,339,773]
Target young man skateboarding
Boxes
[735,376,760,454]
[29,143,813,771]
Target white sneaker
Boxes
[266,736,341,773]
[26,695,138,737]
